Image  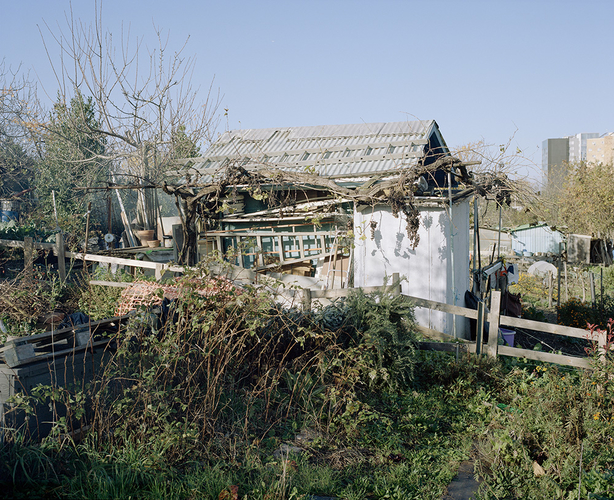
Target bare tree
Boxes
[451,136,542,227]
[38,4,220,229]
[0,60,43,198]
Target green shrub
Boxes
[77,267,136,320]
[0,219,52,241]
[557,296,614,330]
[335,286,418,393]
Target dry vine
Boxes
[77,154,514,264]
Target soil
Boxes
[511,306,591,358]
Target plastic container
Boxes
[0,199,20,222]
[499,327,515,347]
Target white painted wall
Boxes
[354,201,470,338]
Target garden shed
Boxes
[510,223,564,255]
[181,120,474,338]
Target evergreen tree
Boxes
[36,91,107,231]
[0,133,34,197]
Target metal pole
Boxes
[84,201,92,271]
[472,196,477,275]
[497,203,502,260]
[557,243,562,308]
[448,172,456,339]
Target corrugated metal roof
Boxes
[191,120,444,180]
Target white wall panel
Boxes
[354,201,470,338]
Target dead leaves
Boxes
[218,485,239,500]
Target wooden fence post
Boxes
[487,290,502,358]
[301,288,312,312]
[155,263,163,281]
[391,272,401,295]
[24,236,34,281]
[476,301,485,355]
[56,232,66,282]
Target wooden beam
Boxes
[475,301,485,355]
[0,239,55,250]
[90,280,132,288]
[200,230,336,238]
[56,233,66,281]
[497,345,592,369]
[486,291,502,358]
[301,288,312,312]
[256,235,265,267]
[24,236,33,281]
[254,251,333,271]
[66,251,160,269]
[408,295,479,320]
[497,315,589,340]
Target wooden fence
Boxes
[301,273,604,369]
[0,235,65,281]
[1,238,607,369]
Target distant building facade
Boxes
[542,132,599,189]
[587,133,614,165]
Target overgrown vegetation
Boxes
[1,266,613,498]
[474,324,614,499]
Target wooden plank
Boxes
[90,280,132,288]
[255,251,332,271]
[476,301,485,355]
[406,295,479,320]
[24,236,33,280]
[496,315,589,340]
[200,231,336,239]
[301,288,312,312]
[497,345,592,369]
[310,286,379,299]
[237,236,244,268]
[0,239,55,250]
[486,291,501,358]
[256,236,264,267]
[415,325,472,343]
[277,235,285,264]
[298,234,305,261]
[66,251,160,269]
[403,292,590,340]
[56,232,66,281]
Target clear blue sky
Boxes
[2,0,613,182]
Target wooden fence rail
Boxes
[302,273,603,369]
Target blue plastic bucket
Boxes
[0,199,20,222]
[499,327,515,347]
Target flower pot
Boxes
[147,239,160,248]
[136,230,154,245]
